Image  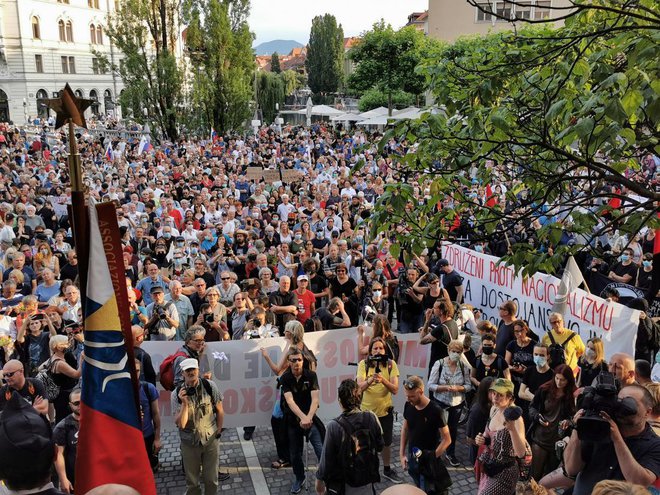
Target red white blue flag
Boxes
[104,143,114,161]
[75,200,156,494]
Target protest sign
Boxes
[245,167,263,181]
[442,243,640,357]
[142,328,430,428]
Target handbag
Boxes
[35,358,62,401]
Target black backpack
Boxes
[547,331,576,367]
[335,414,380,488]
[304,315,323,333]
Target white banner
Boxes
[142,329,430,428]
[442,243,639,357]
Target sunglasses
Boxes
[403,379,420,390]
[70,401,81,406]
[3,370,22,378]
[288,358,302,363]
[221,277,230,280]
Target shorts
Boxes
[378,408,394,446]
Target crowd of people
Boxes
[0,120,658,495]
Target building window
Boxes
[66,21,74,42]
[515,1,533,19]
[92,57,99,74]
[90,24,96,44]
[35,54,44,73]
[96,26,103,44]
[496,1,513,19]
[534,0,552,19]
[61,56,75,74]
[477,0,552,22]
[475,2,493,21]
[88,0,100,8]
[58,20,66,41]
[32,17,40,39]
[69,56,76,74]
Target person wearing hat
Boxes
[399,375,452,493]
[144,285,179,341]
[0,392,65,494]
[432,259,464,305]
[474,379,528,493]
[172,357,225,495]
[294,274,316,326]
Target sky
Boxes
[249,0,429,46]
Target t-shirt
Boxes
[441,269,464,302]
[505,339,537,384]
[0,378,47,412]
[495,320,515,357]
[403,399,447,452]
[357,358,399,417]
[139,381,160,437]
[609,261,637,283]
[25,332,51,371]
[541,330,585,370]
[522,366,554,396]
[53,414,79,484]
[280,368,319,425]
[573,424,660,495]
[295,289,316,324]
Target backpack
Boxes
[547,331,576,367]
[304,315,323,333]
[386,336,400,363]
[335,414,380,488]
[159,350,188,391]
[35,358,62,401]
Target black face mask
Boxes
[482,346,494,356]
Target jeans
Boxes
[442,402,463,457]
[398,313,424,334]
[287,422,323,481]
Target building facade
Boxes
[427,0,572,42]
[0,0,123,125]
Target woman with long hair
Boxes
[33,243,60,278]
[577,337,608,388]
[357,314,399,362]
[466,376,495,464]
[529,364,577,480]
[357,337,401,482]
[45,334,81,423]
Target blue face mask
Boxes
[533,356,546,367]
[475,245,483,253]
[643,260,652,268]
[375,268,383,276]
[620,254,630,262]
[163,233,171,239]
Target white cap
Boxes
[297,274,309,282]
[179,358,199,371]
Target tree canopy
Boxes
[270,52,281,73]
[102,0,184,139]
[183,0,255,133]
[366,0,659,276]
[348,22,440,115]
[256,71,285,123]
[306,14,344,95]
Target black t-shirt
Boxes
[522,366,554,396]
[466,403,489,440]
[60,263,79,283]
[429,319,458,372]
[573,424,660,495]
[441,269,464,302]
[314,307,342,330]
[610,261,637,282]
[577,359,608,388]
[279,368,319,425]
[309,274,328,298]
[53,414,79,483]
[495,320,515,357]
[474,355,509,382]
[403,399,447,452]
[505,339,537,384]
[0,378,46,412]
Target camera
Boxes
[156,306,167,319]
[185,386,197,397]
[363,305,377,323]
[576,371,638,443]
[204,313,214,323]
[248,253,257,262]
[366,354,389,374]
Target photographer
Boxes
[357,337,401,482]
[172,358,224,495]
[397,266,424,334]
[144,286,179,341]
[564,384,660,494]
[227,291,252,340]
[243,307,279,339]
[196,303,229,341]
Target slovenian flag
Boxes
[105,143,114,161]
[75,200,156,494]
[138,135,153,155]
[211,126,218,142]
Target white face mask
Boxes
[448,351,461,363]
[372,290,382,299]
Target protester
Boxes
[53,388,81,493]
[135,358,161,472]
[541,312,585,371]
[0,359,49,415]
[576,337,608,387]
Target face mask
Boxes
[475,245,483,253]
[482,346,494,356]
[316,232,324,238]
[533,356,546,367]
[355,236,364,244]
[643,260,652,268]
[163,233,171,239]
[373,290,382,298]
[41,249,49,256]
[139,255,146,262]
[154,223,161,228]
[191,248,198,255]
[620,254,630,262]
[267,231,274,237]
[449,351,461,362]
[205,236,212,242]
[585,348,596,359]
[176,241,185,247]
[174,259,183,266]
[374,268,383,276]
[272,217,279,222]
[294,234,302,241]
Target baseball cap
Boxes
[297,274,309,282]
[150,286,164,294]
[437,259,449,268]
[490,378,514,396]
[179,358,199,371]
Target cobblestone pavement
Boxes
[156,421,478,494]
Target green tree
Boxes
[367,0,659,276]
[183,0,255,132]
[270,52,281,73]
[357,88,415,112]
[306,14,344,95]
[281,69,302,95]
[348,22,439,116]
[256,71,285,123]
[100,0,184,139]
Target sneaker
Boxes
[445,454,460,467]
[290,478,305,494]
[243,429,253,441]
[217,470,231,482]
[382,467,402,483]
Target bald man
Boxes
[0,360,49,415]
[609,353,636,387]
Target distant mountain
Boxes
[254,39,304,56]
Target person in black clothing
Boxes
[132,325,157,386]
[466,376,495,464]
[495,300,517,357]
[53,388,81,493]
[280,347,324,494]
[313,297,351,330]
[607,247,637,284]
[420,300,459,376]
[434,259,464,304]
[0,392,66,494]
[397,267,425,334]
[59,250,79,283]
[269,276,298,335]
[470,333,511,388]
